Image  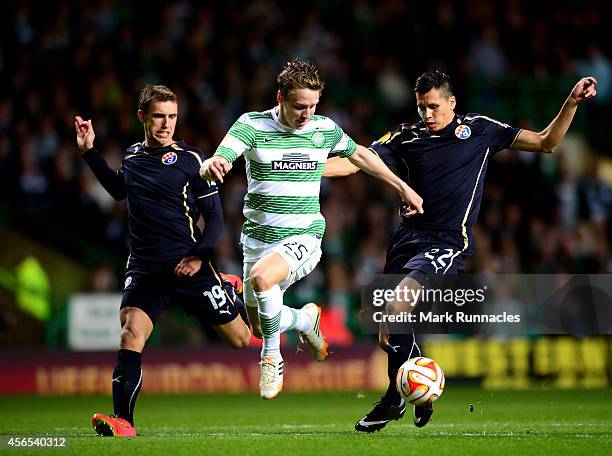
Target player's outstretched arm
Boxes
[348,145,424,216]
[200,156,232,183]
[75,115,127,200]
[323,157,360,177]
[511,76,597,153]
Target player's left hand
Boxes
[174,256,202,277]
[570,77,597,103]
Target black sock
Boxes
[382,333,417,405]
[112,349,142,425]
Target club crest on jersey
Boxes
[161,151,177,165]
[311,131,325,148]
[455,125,471,140]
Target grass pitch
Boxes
[0,386,610,455]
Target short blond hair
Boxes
[277,59,325,98]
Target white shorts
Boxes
[242,234,322,308]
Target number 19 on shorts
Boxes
[203,285,227,309]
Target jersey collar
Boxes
[432,114,460,136]
[142,139,185,153]
[271,106,312,133]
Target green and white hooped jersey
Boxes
[214,108,356,256]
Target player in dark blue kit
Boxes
[75,85,251,437]
[324,70,597,432]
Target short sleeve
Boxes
[215,113,256,163]
[329,123,357,158]
[368,127,403,173]
[476,115,522,155]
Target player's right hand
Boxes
[399,185,424,217]
[200,157,232,183]
[74,116,95,153]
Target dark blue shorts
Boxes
[382,227,466,336]
[121,258,241,325]
[384,226,466,276]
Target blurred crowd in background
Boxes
[0,0,610,345]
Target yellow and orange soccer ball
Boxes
[396,357,445,406]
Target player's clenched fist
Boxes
[399,185,424,218]
[569,77,597,104]
[200,156,232,183]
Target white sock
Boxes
[255,285,283,358]
[280,305,311,333]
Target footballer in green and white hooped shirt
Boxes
[201,59,422,400]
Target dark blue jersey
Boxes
[370,113,521,256]
[83,140,222,262]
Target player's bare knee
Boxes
[225,329,250,349]
[120,325,146,351]
[231,333,250,349]
[250,268,273,292]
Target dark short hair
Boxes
[138,85,178,113]
[414,70,454,97]
[277,59,325,98]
